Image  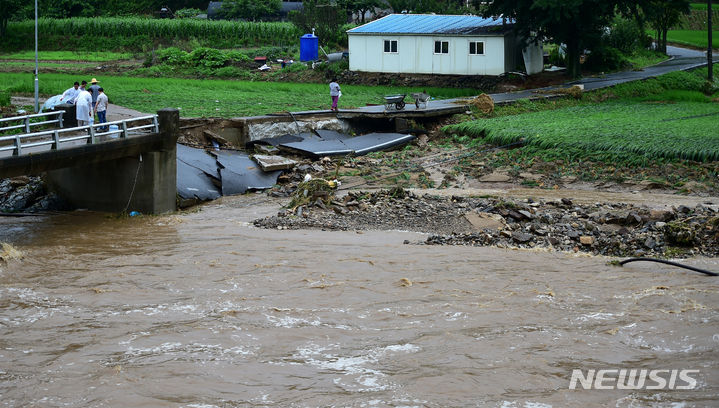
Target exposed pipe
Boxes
[619,257,718,276]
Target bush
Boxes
[607,17,643,54]
[0,89,10,106]
[584,46,628,72]
[226,50,252,64]
[546,44,565,67]
[284,62,308,73]
[251,45,297,60]
[156,47,189,65]
[175,8,203,19]
[187,48,229,68]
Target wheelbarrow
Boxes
[384,94,406,110]
[411,92,430,109]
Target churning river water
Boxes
[1,195,718,407]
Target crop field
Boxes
[4,18,301,51]
[446,101,719,162]
[0,72,477,117]
[667,30,719,49]
[0,50,134,62]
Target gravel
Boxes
[254,189,719,257]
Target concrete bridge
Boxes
[0,109,180,214]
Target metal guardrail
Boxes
[0,111,64,134]
[0,115,159,156]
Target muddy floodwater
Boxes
[1,195,718,407]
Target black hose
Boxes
[619,257,718,276]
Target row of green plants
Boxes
[450,102,719,162]
[445,69,719,164]
[676,7,719,30]
[2,17,302,52]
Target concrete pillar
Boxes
[45,109,180,214]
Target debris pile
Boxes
[469,93,495,114]
[254,189,719,257]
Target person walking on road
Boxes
[60,82,80,104]
[329,78,341,112]
[94,87,108,131]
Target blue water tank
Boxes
[300,34,318,62]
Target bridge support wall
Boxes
[45,109,179,214]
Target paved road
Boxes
[489,46,717,104]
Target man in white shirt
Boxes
[94,87,108,131]
[60,82,80,104]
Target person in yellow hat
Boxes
[88,78,101,118]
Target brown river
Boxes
[1,194,718,407]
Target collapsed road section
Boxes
[176,128,416,206]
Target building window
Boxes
[384,40,398,53]
[469,41,485,55]
[434,40,449,54]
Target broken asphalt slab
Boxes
[176,144,281,201]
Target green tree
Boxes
[0,0,22,36]
[339,0,382,24]
[290,0,344,45]
[485,0,622,78]
[643,0,691,53]
[387,0,467,14]
[219,0,282,21]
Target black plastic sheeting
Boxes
[250,130,416,159]
[176,144,280,201]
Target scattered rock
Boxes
[479,172,512,183]
[512,232,533,243]
[253,190,719,257]
[519,172,543,181]
[649,209,674,221]
[464,212,505,231]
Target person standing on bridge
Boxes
[75,86,93,128]
[88,78,101,118]
[329,78,341,112]
[94,87,108,132]
[59,82,80,104]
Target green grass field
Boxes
[667,30,719,49]
[0,72,477,117]
[446,101,719,163]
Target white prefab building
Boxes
[347,14,542,76]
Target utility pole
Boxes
[709,0,714,81]
[34,0,39,113]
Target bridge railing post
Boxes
[14,134,22,156]
[58,111,64,128]
[121,121,128,139]
[24,117,30,133]
[153,116,160,133]
[89,124,96,144]
[52,130,59,150]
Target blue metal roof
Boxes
[347,14,512,36]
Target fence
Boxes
[0,111,64,134]
[0,115,159,156]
